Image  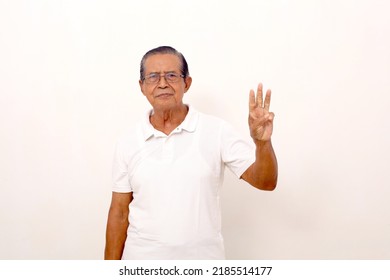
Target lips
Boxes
[155,93,173,98]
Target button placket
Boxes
[162,136,174,162]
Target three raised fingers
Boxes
[249,83,271,111]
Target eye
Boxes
[146,73,158,82]
[166,73,178,81]
[166,73,177,78]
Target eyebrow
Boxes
[147,71,178,75]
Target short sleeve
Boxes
[112,138,133,193]
[220,121,256,178]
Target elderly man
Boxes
[104,46,278,260]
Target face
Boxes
[139,54,192,111]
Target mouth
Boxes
[155,93,174,98]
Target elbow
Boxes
[108,205,129,224]
[254,176,278,191]
[262,182,277,191]
[241,165,278,191]
[256,182,277,191]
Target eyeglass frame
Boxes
[141,72,186,84]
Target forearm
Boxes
[243,140,278,191]
[104,208,129,260]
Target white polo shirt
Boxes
[112,105,255,259]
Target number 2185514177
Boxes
[212,266,272,276]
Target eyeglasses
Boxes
[142,72,185,84]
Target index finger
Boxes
[249,89,256,112]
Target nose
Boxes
[157,74,168,87]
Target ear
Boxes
[184,76,192,93]
[139,80,146,96]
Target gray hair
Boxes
[140,46,189,80]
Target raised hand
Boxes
[248,83,275,142]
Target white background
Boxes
[1,0,389,259]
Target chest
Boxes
[127,131,224,195]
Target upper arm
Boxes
[220,121,256,178]
[240,163,254,184]
[109,192,133,217]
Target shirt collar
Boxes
[141,105,199,141]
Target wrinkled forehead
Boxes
[143,53,182,74]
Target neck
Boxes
[150,104,188,135]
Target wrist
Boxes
[253,138,272,146]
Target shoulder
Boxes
[197,110,229,129]
[196,111,240,139]
[195,109,252,146]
